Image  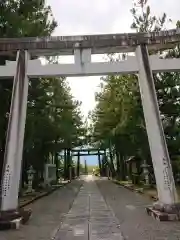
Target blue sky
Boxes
[72,147,102,166]
[80,155,98,166]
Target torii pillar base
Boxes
[146,202,180,221]
[0,208,32,230]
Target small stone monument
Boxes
[26,165,35,193]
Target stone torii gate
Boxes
[0,28,180,227]
[71,148,106,176]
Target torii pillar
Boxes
[136,44,179,220]
[98,151,102,176]
[0,51,31,229]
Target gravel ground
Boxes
[0,179,83,240]
[96,179,180,240]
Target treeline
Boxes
[0,1,86,187]
[90,0,180,182]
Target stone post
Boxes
[26,166,35,193]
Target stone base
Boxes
[146,206,179,221]
[0,208,32,230]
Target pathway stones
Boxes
[54,177,124,240]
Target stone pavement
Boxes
[0,180,83,240]
[1,176,180,240]
[96,179,180,240]
[54,175,124,240]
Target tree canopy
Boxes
[0,0,86,185]
[90,0,180,181]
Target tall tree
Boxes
[0,0,56,181]
[0,1,86,187]
[90,0,180,181]
[131,0,180,171]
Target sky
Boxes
[47,0,180,118]
[46,0,180,165]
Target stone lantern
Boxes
[141,160,150,186]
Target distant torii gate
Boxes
[0,28,180,226]
[71,148,107,176]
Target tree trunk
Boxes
[109,148,116,177]
[55,152,59,182]
[66,148,71,179]
[98,152,102,176]
[64,149,67,180]
[115,151,121,179]
[119,153,126,181]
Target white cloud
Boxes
[47,0,134,35]
[68,76,100,118]
[46,0,180,118]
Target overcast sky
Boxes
[46,0,180,118]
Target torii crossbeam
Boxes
[0,28,179,56]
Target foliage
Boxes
[87,165,96,173]
[90,0,180,181]
[131,0,169,32]
[0,0,85,186]
[0,0,57,37]
[24,78,84,173]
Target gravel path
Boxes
[96,179,180,240]
[0,180,83,240]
